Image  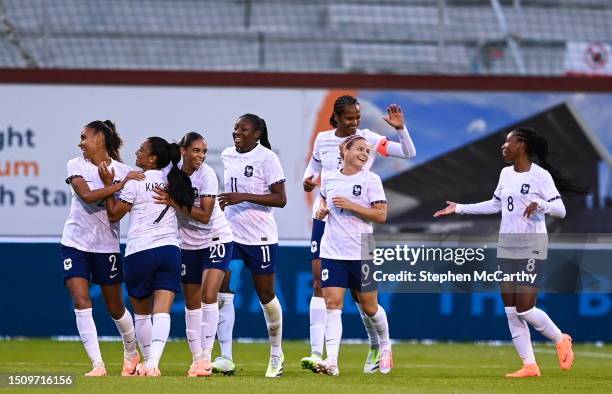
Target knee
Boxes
[324,297,342,310]
[361,303,378,317]
[516,304,535,314]
[72,295,92,310]
[202,291,218,305]
[312,279,323,296]
[107,305,125,320]
[258,290,275,305]
[185,296,201,310]
[219,281,231,294]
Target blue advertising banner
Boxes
[1,243,610,342]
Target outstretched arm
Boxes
[434,196,502,217]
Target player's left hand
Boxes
[382,104,405,130]
[332,196,355,211]
[218,192,245,210]
[523,201,539,218]
[98,162,115,186]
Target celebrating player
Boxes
[217,114,287,378]
[301,95,415,373]
[101,136,193,377]
[434,128,582,378]
[314,134,393,376]
[61,120,144,377]
[153,132,233,377]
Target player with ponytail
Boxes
[60,120,144,377]
[101,136,193,377]
[434,127,586,378]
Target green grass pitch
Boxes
[1,340,611,393]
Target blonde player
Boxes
[61,120,144,377]
[217,113,287,378]
[302,95,415,373]
[434,128,581,378]
[154,132,233,377]
[314,134,393,376]
[101,136,194,377]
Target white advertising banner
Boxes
[565,42,612,76]
[0,84,329,241]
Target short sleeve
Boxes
[199,166,219,197]
[263,152,286,188]
[65,159,83,184]
[119,179,138,204]
[367,173,386,205]
[540,170,561,202]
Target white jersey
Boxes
[177,163,233,250]
[61,157,132,253]
[308,128,386,218]
[319,169,387,260]
[457,163,562,259]
[221,143,285,245]
[120,170,180,256]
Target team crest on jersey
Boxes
[520,184,530,195]
[352,185,362,196]
[244,165,254,177]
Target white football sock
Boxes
[185,307,202,359]
[217,292,235,360]
[112,308,138,357]
[201,302,219,361]
[505,307,536,365]
[368,306,391,351]
[260,296,283,357]
[325,309,342,363]
[518,307,563,344]
[356,302,380,349]
[134,314,152,362]
[74,308,103,366]
[309,296,326,357]
[146,313,171,369]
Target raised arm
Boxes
[378,104,416,159]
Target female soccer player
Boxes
[434,128,579,378]
[153,132,233,377]
[301,95,415,373]
[61,120,144,377]
[101,136,193,377]
[217,113,287,378]
[314,134,393,376]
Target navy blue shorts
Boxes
[60,244,123,286]
[310,219,326,260]
[181,242,234,284]
[321,258,376,292]
[124,245,181,299]
[231,242,278,275]
[499,258,544,287]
